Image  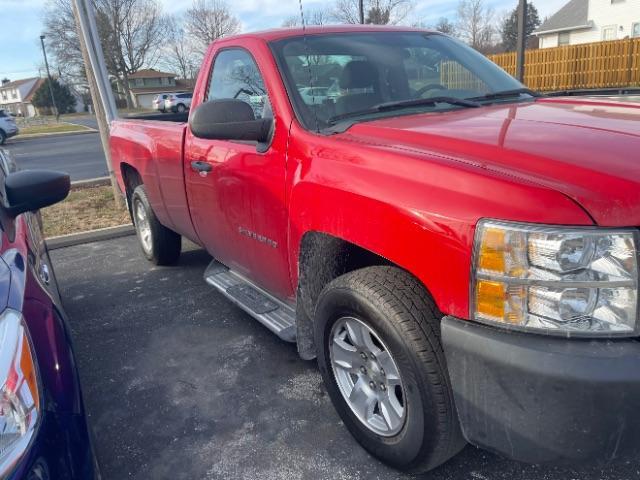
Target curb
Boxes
[46,224,135,250]
[71,177,111,189]
[12,128,97,142]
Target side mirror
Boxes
[189,99,272,143]
[4,170,70,218]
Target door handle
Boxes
[191,161,213,176]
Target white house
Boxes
[0,78,42,117]
[0,77,87,117]
[535,0,640,48]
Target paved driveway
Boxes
[51,236,637,480]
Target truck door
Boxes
[184,47,293,301]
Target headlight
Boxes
[471,220,638,337]
[0,310,40,476]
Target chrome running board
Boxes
[204,260,296,342]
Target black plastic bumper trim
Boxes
[442,316,640,465]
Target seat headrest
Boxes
[339,61,378,90]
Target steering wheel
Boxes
[415,83,447,98]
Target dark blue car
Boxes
[0,149,99,479]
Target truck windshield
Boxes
[271,31,527,131]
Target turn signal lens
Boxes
[478,228,506,273]
[475,280,505,320]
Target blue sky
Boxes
[1,0,567,80]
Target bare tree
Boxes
[281,9,329,27]
[331,0,413,25]
[185,0,240,53]
[161,17,201,80]
[44,0,169,108]
[456,0,496,52]
[95,0,169,107]
[434,17,456,35]
[43,0,87,85]
[282,16,299,28]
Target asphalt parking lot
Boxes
[51,236,640,480]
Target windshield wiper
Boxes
[327,96,481,126]
[470,88,542,102]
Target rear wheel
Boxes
[0,130,6,145]
[176,104,186,113]
[315,266,465,473]
[131,185,181,265]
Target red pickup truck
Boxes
[110,26,640,473]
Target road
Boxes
[51,236,637,480]
[4,131,107,181]
[66,115,99,130]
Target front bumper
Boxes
[6,127,18,138]
[442,316,640,465]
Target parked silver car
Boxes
[152,94,170,113]
[165,93,193,113]
[0,110,19,145]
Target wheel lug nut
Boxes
[369,381,376,389]
[380,368,385,376]
[380,383,387,391]
[360,352,367,360]
[360,366,367,375]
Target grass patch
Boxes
[18,122,91,136]
[41,186,131,238]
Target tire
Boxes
[131,185,181,265]
[0,130,6,145]
[176,104,186,113]
[315,266,465,473]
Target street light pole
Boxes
[359,0,365,24]
[39,35,60,121]
[516,0,528,83]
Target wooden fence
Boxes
[488,38,640,92]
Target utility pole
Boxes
[516,0,527,83]
[39,35,59,121]
[72,0,123,208]
[359,0,365,24]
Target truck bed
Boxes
[110,116,198,242]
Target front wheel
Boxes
[315,266,465,473]
[176,104,186,113]
[131,185,181,265]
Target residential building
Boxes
[0,77,87,117]
[0,78,43,117]
[127,69,194,109]
[535,0,640,48]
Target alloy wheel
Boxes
[329,316,406,436]
[134,199,152,254]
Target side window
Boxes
[207,48,271,119]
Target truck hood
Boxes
[339,97,640,226]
